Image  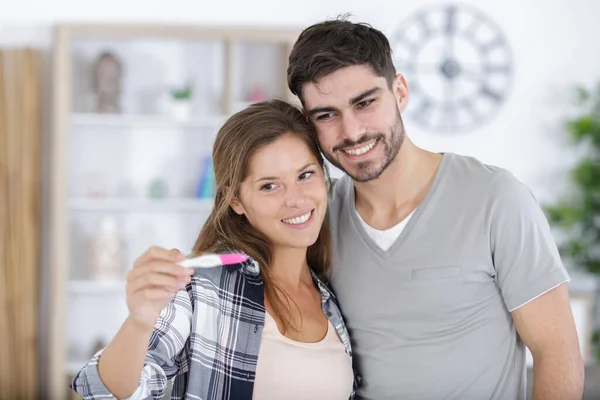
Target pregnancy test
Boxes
[178,253,248,269]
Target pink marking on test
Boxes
[219,253,248,265]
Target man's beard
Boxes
[323,108,405,182]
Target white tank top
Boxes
[252,312,353,400]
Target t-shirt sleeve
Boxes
[488,171,570,312]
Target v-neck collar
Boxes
[348,152,451,260]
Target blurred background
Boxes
[0,0,599,398]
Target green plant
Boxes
[544,83,600,274]
[593,330,600,362]
[544,82,600,361]
[171,84,193,100]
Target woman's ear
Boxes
[230,196,246,216]
[224,187,245,216]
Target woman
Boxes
[71,99,357,399]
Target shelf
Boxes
[69,280,126,295]
[68,197,214,213]
[71,113,228,129]
[50,25,301,399]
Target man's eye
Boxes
[357,99,374,108]
[316,112,335,121]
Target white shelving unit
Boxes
[69,280,126,295]
[49,24,300,399]
[71,113,228,129]
[68,197,214,212]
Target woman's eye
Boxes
[260,183,276,191]
[299,170,315,180]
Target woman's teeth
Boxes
[282,210,312,225]
[344,140,376,156]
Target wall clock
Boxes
[389,4,513,133]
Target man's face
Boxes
[302,65,408,182]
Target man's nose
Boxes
[340,112,365,143]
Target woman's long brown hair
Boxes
[192,99,331,333]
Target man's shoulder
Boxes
[328,174,352,198]
[445,152,509,181]
[443,152,522,195]
[444,153,536,214]
[327,174,353,216]
[325,175,354,230]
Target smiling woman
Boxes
[202,101,332,334]
[71,99,358,400]
[230,134,328,253]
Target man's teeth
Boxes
[344,141,376,156]
[282,211,312,225]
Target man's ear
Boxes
[393,74,409,113]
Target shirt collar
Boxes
[227,256,260,277]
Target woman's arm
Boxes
[71,247,195,399]
[97,316,155,398]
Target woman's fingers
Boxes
[133,246,186,269]
[127,260,194,283]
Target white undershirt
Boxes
[356,209,415,251]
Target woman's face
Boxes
[232,133,328,252]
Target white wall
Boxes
[2,0,599,199]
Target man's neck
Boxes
[353,138,443,229]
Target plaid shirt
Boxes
[71,256,359,399]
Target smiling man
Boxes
[287,18,585,400]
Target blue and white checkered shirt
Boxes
[71,256,359,399]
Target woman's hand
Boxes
[125,246,194,331]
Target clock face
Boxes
[390,4,513,133]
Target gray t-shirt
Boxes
[328,152,569,400]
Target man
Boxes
[287,18,585,400]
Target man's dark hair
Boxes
[287,15,397,102]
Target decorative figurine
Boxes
[92,51,123,113]
[90,215,125,280]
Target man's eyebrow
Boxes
[350,87,382,105]
[306,87,383,116]
[306,105,336,116]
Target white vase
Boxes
[170,100,192,121]
[90,215,125,280]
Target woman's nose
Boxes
[284,184,307,209]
